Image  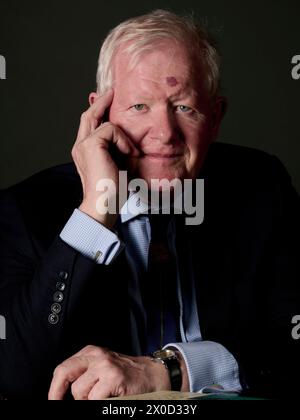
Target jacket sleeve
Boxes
[0,189,102,398]
[231,157,300,397]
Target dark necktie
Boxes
[142,214,180,354]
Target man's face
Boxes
[109,39,223,184]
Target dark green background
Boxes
[0,0,299,191]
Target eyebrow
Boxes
[167,81,197,99]
[129,87,196,103]
[169,87,197,100]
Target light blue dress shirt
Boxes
[60,194,242,393]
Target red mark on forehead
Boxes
[166,77,178,87]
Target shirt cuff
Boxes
[60,209,124,265]
[164,341,242,393]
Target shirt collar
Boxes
[120,190,149,223]
[119,189,184,224]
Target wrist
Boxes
[151,357,171,391]
[79,200,118,229]
[141,356,171,391]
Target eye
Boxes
[131,104,146,111]
[176,105,192,113]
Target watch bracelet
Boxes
[150,353,182,391]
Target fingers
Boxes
[71,370,99,400]
[48,356,88,400]
[72,123,139,171]
[76,89,114,143]
[88,381,114,400]
[48,346,152,400]
[92,123,140,156]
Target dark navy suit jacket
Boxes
[0,143,299,399]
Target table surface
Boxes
[108,391,205,400]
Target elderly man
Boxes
[0,10,299,400]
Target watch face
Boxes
[153,349,176,359]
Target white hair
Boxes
[96,9,221,100]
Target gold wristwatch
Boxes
[151,349,182,391]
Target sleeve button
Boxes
[51,303,62,314]
[53,291,64,303]
[59,271,68,280]
[48,313,59,325]
[56,281,66,291]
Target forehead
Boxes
[113,40,198,89]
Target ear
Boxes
[211,96,228,140]
[89,92,99,106]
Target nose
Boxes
[149,108,178,144]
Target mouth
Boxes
[143,153,182,159]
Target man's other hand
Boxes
[48,345,171,400]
